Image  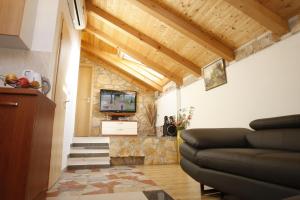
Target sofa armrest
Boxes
[181,128,252,149]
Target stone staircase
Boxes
[67,137,110,170]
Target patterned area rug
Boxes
[47,166,174,200]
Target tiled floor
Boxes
[47,165,220,200]
[48,190,174,200]
[47,166,165,200]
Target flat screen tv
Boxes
[100,89,137,113]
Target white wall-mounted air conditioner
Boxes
[67,0,87,30]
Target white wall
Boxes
[156,89,180,126]
[59,1,81,170]
[31,0,60,52]
[20,0,39,48]
[157,32,300,129]
[0,49,51,79]
[156,89,178,126]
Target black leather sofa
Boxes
[179,114,300,200]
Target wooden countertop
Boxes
[0,87,41,95]
[0,87,55,106]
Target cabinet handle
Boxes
[0,102,19,107]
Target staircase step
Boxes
[67,164,110,170]
[67,157,110,170]
[69,153,109,158]
[73,137,109,144]
[69,148,109,157]
[70,143,109,148]
[68,137,111,169]
[68,157,110,164]
[70,148,109,154]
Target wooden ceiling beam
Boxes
[121,59,165,81]
[86,1,202,77]
[81,51,154,92]
[100,53,163,91]
[127,0,235,61]
[85,26,183,86]
[161,78,171,86]
[224,0,289,36]
[119,60,165,85]
[81,43,163,91]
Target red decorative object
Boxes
[17,77,30,88]
[0,74,41,89]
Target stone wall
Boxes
[80,56,178,165]
[80,56,156,136]
[235,15,300,61]
[110,136,178,165]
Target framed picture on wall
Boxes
[203,58,227,91]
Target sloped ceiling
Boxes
[81,0,300,91]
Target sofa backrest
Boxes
[249,114,300,130]
[246,114,300,152]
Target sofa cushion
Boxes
[250,114,300,130]
[246,129,300,152]
[195,148,300,190]
[181,128,251,149]
[180,142,199,163]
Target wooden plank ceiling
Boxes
[82,0,300,91]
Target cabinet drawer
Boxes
[101,121,137,135]
[102,121,137,129]
[102,128,137,135]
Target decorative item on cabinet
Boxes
[163,116,177,137]
[41,76,51,95]
[0,72,51,95]
[145,102,157,136]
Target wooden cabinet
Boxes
[0,0,38,49]
[0,0,25,35]
[0,88,55,200]
[101,120,138,135]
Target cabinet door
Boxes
[0,0,25,35]
[0,94,36,200]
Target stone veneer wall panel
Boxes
[80,56,155,136]
[109,136,178,165]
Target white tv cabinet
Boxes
[101,120,138,135]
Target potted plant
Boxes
[176,106,195,131]
[175,106,195,162]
